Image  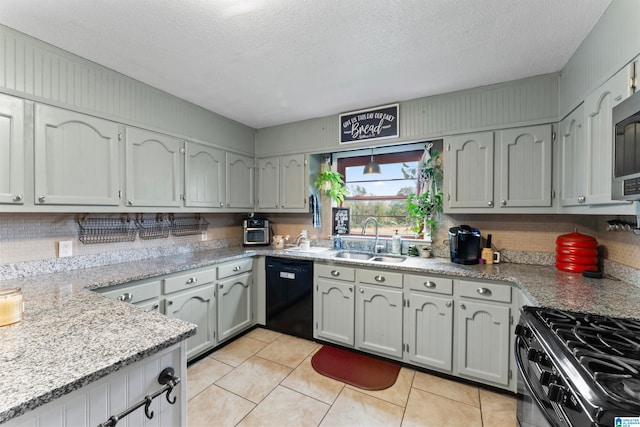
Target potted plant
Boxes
[406,150,443,239]
[314,169,349,205]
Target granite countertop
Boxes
[1,245,639,424]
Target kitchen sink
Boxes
[332,251,406,263]
[333,251,375,260]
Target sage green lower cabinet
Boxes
[98,278,162,313]
[217,271,253,342]
[404,274,454,372]
[355,269,404,359]
[314,264,356,346]
[455,280,512,387]
[165,283,216,361]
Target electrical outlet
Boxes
[58,240,73,257]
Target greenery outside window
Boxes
[338,150,423,237]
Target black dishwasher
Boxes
[265,257,314,340]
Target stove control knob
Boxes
[547,383,566,403]
[540,371,557,386]
[527,349,550,366]
[515,324,532,339]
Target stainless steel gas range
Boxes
[515,306,640,427]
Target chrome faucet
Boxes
[362,217,384,253]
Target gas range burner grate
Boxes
[579,352,640,402]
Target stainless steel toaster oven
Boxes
[243,219,270,246]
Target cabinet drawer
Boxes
[164,267,217,294]
[405,274,453,295]
[218,258,253,279]
[101,280,161,304]
[316,264,355,282]
[358,269,403,289]
[458,280,511,303]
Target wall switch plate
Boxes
[58,240,73,257]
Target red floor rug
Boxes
[311,345,401,390]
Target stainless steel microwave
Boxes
[612,90,640,201]
[243,219,270,246]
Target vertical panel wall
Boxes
[256,74,558,157]
[0,24,255,154]
[559,0,640,118]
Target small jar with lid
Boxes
[0,288,24,327]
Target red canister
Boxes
[555,230,598,273]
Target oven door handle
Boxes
[514,334,562,427]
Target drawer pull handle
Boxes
[424,281,436,289]
[445,301,452,308]
[151,304,159,310]
[331,270,340,277]
[477,287,492,296]
[186,277,198,284]
[233,266,241,271]
[118,292,133,303]
[375,275,385,283]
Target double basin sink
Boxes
[333,251,406,264]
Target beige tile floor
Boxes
[186,328,517,427]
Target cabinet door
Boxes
[225,152,255,209]
[34,104,120,206]
[356,284,403,358]
[559,104,587,207]
[125,127,182,207]
[165,284,216,360]
[585,67,632,205]
[217,272,253,342]
[405,292,453,372]
[445,132,494,209]
[280,154,307,210]
[498,125,552,207]
[457,300,510,385]
[315,278,355,346]
[184,141,225,208]
[256,157,279,210]
[0,94,24,205]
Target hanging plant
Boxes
[314,169,349,205]
[406,150,443,237]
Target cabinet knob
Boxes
[186,277,198,284]
[226,202,231,207]
[127,200,133,206]
[487,200,493,207]
[12,194,23,202]
[38,195,46,203]
[331,270,340,277]
[500,200,507,206]
[219,284,224,289]
[477,287,492,296]
[374,275,385,283]
[459,302,466,309]
[424,281,436,289]
[445,301,452,308]
[167,300,173,306]
[578,196,586,204]
[219,202,224,207]
[118,292,133,303]
[359,288,364,293]
[151,304,159,310]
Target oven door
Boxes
[515,334,566,427]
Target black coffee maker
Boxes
[449,225,481,264]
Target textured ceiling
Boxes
[0,0,611,129]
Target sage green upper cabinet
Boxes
[256,154,307,212]
[125,127,182,208]
[498,125,552,208]
[184,141,225,208]
[445,132,495,209]
[559,104,587,207]
[34,104,120,206]
[0,94,24,205]
[445,125,552,212]
[225,152,255,209]
[584,66,633,206]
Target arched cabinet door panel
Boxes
[0,94,24,205]
[34,104,120,206]
[184,141,225,208]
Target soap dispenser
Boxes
[391,230,401,255]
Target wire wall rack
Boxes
[136,214,171,240]
[170,214,209,236]
[78,217,137,244]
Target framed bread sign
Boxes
[339,103,399,144]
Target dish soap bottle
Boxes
[334,234,343,250]
[391,230,401,255]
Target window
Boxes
[338,150,423,237]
